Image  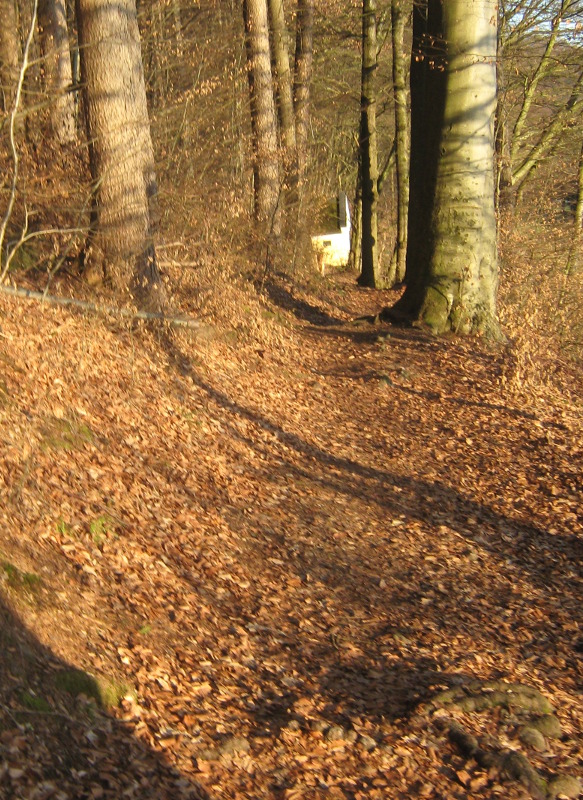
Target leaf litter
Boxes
[0,270,581,799]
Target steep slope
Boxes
[0,273,581,800]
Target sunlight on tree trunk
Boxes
[38,0,76,144]
[293,0,313,186]
[268,0,296,156]
[387,0,409,286]
[0,0,20,113]
[388,0,501,337]
[243,0,282,236]
[76,0,163,308]
[358,0,380,289]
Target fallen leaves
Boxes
[0,276,582,800]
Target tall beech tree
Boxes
[293,0,313,185]
[243,0,281,234]
[387,0,410,286]
[388,0,501,336]
[38,0,76,143]
[76,0,163,307]
[0,0,20,112]
[268,0,296,157]
[358,0,380,288]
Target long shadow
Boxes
[262,278,344,325]
[158,330,583,624]
[0,593,211,800]
[88,327,576,772]
[165,332,583,587]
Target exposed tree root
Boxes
[425,680,581,800]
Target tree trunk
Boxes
[387,0,409,285]
[494,23,513,212]
[243,0,282,234]
[293,0,313,185]
[38,0,76,143]
[357,0,379,288]
[564,138,583,282]
[388,0,501,337]
[0,0,21,113]
[76,0,163,307]
[268,0,296,154]
[349,177,363,274]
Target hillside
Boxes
[0,269,582,800]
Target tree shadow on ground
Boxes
[155,332,582,737]
[262,279,344,325]
[0,594,211,799]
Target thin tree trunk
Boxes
[387,0,409,285]
[510,0,575,165]
[268,0,296,154]
[76,0,163,307]
[38,0,76,143]
[495,19,513,211]
[243,0,282,235]
[293,0,313,185]
[349,177,363,274]
[0,0,21,113]
[512,66,583,189]
[564,138,583,282]
[358,0,379,288]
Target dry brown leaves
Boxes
[0,267,581,800]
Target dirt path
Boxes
[0,276,581,799]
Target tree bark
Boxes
[268,0,296,154]
[0,0,20,113]
[564,138,583,281]
[243,0,282,234]
[387,0,409,285]
[293,0,313,185]
[76,0,163,307]
[358,0,380,288]
[38,0,76,143]
[388,0,501,337]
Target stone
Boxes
[358,734,377,751]
[220,736,250,755]
[326,725,346,742]
[547,774,582,799]
[530,714,562,739]
[518,726,547,752]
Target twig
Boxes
[0,0,38,284]
[0,284,213,332]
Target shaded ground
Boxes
[0,268,581,799]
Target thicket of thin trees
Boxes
[0,0,581,339]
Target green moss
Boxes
[99,680,133,709]
[20,690,52,713]
[0,559,42,595]
[54,669,102,704]
[89,515,116,547]
[40,416,94,452]
[54,669,133,709]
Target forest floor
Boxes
[0,263,582,800]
